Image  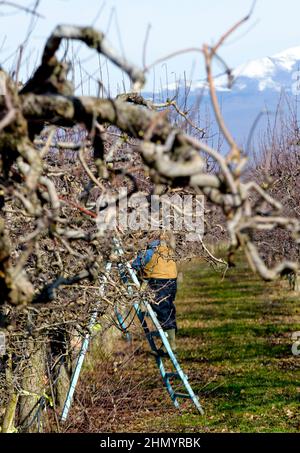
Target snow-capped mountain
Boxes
[187,46,300,94]
[151,47,300,147]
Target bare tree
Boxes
[0,6,299,432]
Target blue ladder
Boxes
[113,239,204,414]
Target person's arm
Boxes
[132,240,160,272]
[131,252,144,272]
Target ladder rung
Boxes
[165,372,180,379]
[147,331,160,338]
[173,392,191,399]
[138,311,150,317]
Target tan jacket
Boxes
[143,245,177,279]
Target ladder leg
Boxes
[135,304,181,408]
[143,300,204,415]
[61,262,112,422]
[114,308,131,341]
[135,305,160,353]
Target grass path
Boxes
[70,258,300,432]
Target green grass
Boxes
[73,256,300,433]
[153,258,300,432]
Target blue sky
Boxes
[1,0,300,94]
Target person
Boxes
[132,231,178,354]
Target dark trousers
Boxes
[147,278,177,331]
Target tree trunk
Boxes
[1,352,18,433]
[2,393,18,433]
[54,362,70,414]
[19,340,46,432]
